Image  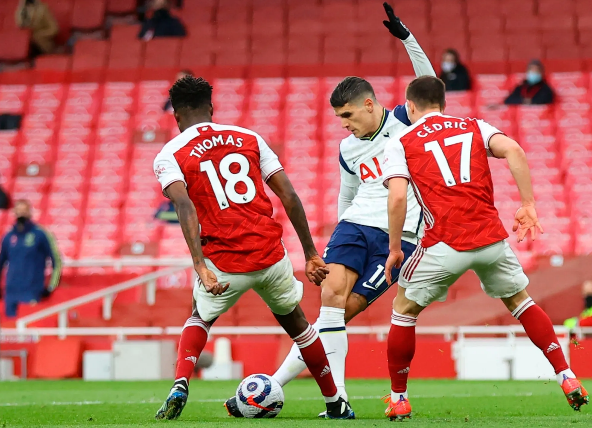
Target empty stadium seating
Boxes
[1,70,591,266]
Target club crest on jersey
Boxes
[154,165,166,178]
[189,134,243,158]
[360,156,383,182]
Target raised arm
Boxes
[266,171,329,285]
[488,133,543,242]
[383,2,436,78]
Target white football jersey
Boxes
[338,106,423,239]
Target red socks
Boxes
[388,311,417,393]
[174,316,210,384]
[293,324,338,400]
[512,298,569,374]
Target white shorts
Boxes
[193,253,304,322]
[399,240,529,307]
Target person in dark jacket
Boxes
[0,200,61,317]
[139,0,186,41]
[439,48,471,91]
[504,60,554,105]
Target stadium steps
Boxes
[420,254,592,326]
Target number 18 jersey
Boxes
[154,122,285,273]
[382,112,509,251]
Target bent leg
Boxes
[273,305,339,403]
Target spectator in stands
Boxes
[504,60,554,105]
[163,70,193,112]
[15,0,59,56]
[0,200,61,317]
[439,48,471,91]
[564,280,592,329]
[139,0,186,41]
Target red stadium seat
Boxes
[72,39,108,71]
[71,0,106,31]
[110,24,141,42]
[45,0,74,44]
[0,30,30,62]
[35,54,71,71]
[539,0,575,15]
[106,0,137,15]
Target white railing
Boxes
[15,265,191,336]
[3,326,590,342]
[62,257,192,270]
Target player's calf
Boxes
[505,292,589,410]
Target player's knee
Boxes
[320,286,347,308]
[344,293,368,323]
[501,289,530,312]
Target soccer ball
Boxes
[235,373,284,418]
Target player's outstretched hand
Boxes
[385,249,405,285]
[305,255,330,286]
[197,268,230,295]
[513,205,544,242]
[383,2,411,40]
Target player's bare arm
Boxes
[488,133,544,242]
[266,170,329,285]
[385,177,408,284]
[166,181,229,295]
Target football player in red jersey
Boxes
[381,76,588,420]
[153,76,354,420]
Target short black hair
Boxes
[169,76,213,112]
[405,76,446,111]
[330,76,376,108]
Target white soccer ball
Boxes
[235,373,284,418]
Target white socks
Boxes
[556,368,576,385]
[273,306,349,401]
[318,306,348,401]
[391,390,408,402]
[273,322,319,386]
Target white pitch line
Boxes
[0,392,536,408]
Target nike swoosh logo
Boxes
[326,352,336,356]
[384,133,390,138]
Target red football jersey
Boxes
[154,122,285,273]
[383,113,509,251]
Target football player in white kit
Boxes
[267,2,435,414]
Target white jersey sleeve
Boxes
[401,34,436,78]
[382,137,410,187]
[257,135,284,181]
[154,148,186,198]
[337,164,360,220]
[476,119,504,157]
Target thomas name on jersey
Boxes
[189,134,244,158]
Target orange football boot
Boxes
[561,377,589,411]
[383,394,412,421]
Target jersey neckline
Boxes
[360,108,390,141]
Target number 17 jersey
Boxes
[154,122,285,273]
[382,112,508,251]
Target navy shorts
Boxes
[323,221,417,305]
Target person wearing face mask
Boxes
[138,0,186,41]
[0,200,61,318]
[438,48,471,92]
[504,60,555,105]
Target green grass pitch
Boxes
[0,379,590,427]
